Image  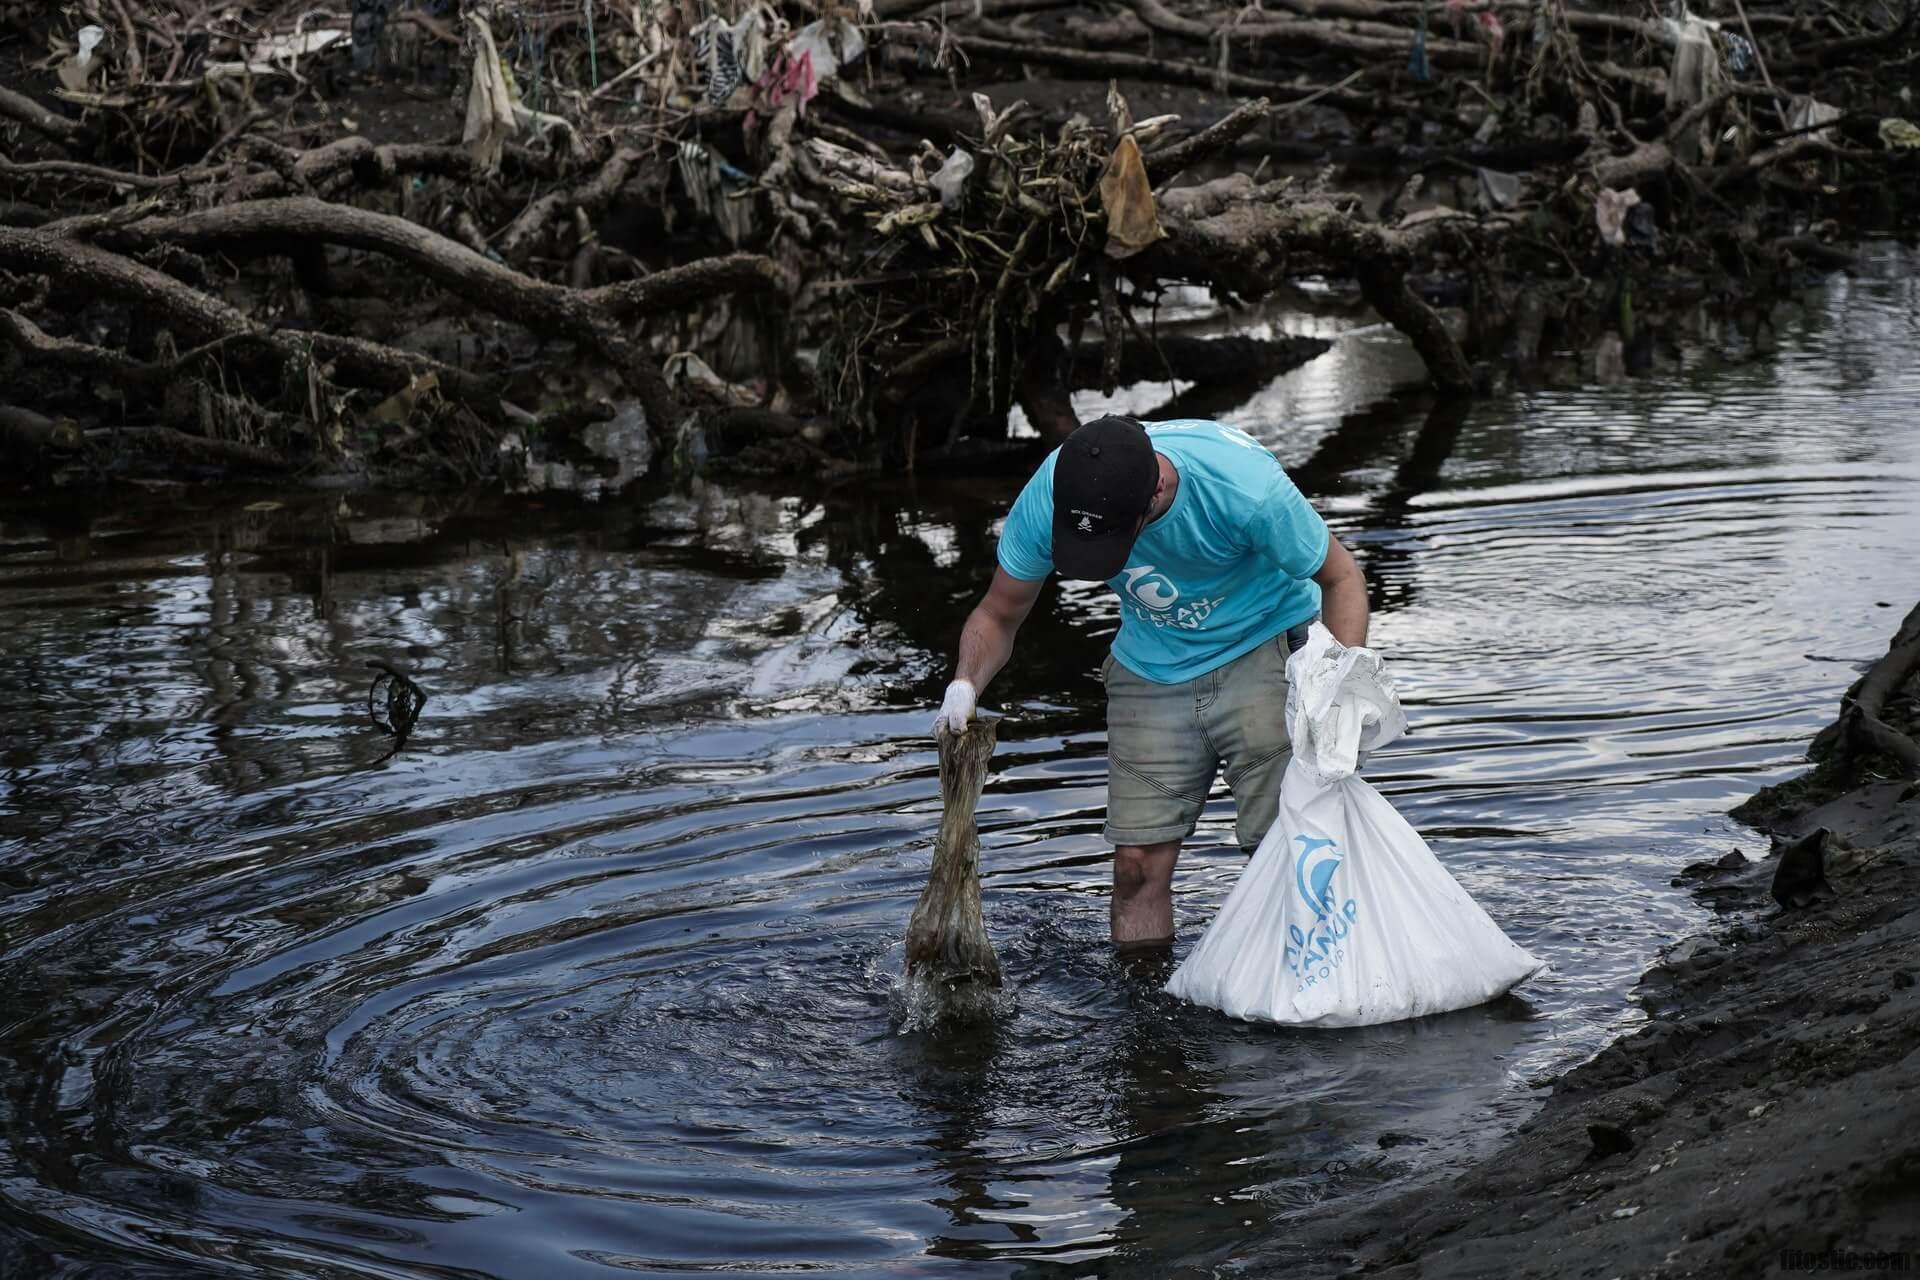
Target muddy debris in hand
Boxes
[904,717,1003,1026]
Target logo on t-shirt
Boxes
[1122,565,1223,630]
[1121,565,1179,610]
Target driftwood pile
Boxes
[0,0,1915,487]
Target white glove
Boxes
[932,680,976,736]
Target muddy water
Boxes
[4,247,1918,1278]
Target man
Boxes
[932,414,1370,946]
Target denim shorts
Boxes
[1101,622,1310,851]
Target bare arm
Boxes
[1313,534,1369,648]
[955,568,1046,693]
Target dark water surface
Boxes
[5,248,1918,1278]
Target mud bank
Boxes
[1282,602,1920,1278]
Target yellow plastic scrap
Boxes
[362,373,439,427]
[1097,134,1166,260]
[1879,118,1920,150]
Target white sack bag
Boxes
[1164,624,1544,1027]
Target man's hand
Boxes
[942,569,1045,730]
[932,680,977,736]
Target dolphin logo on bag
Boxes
[1294,835,1344,917]
[1286,834,1360,988]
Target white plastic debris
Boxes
[1282,624,1408,789]
[1787,96,1842,146]
[57,25,106,92]
[252,28,348,67]
[1595,186,1642,247]
[929,148,975,207]
[1664,11,1725,111]
[785,18,865,82]
[1475,167,1522,211]
[201,28,349,80]
[463,16,518,174]
[1164,624,1544,1027]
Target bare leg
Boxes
[1112,840,1181,944]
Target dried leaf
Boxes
[1097,134,1164,260]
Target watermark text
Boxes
[1779,1249,1917,1274]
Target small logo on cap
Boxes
[1076,514,1093,533]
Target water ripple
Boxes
[4,245,1918,1277]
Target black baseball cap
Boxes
[1052,416,1158,581]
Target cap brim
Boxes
[1052,523,1138,581]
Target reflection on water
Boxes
[3,247,1919,1278]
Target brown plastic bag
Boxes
[1098,134,1165,260]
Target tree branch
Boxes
[1125,0,1485,66]
[883,26,1434,122]
[84,197,788,433]
[589,253,795,319]
[0,238,499,414]
[0,86,92,149]
[497,146,642,264]
[1152,176,1478,393]
[1144,99,1274,185]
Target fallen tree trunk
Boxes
[0,232,497,412]
[0,227,263,346]
[1153,177,1505,393]
[87,424,296,473]
[0,85,93,148]
[881,26,1426,122]
[496,146,643,266]
[1820,602,1920,777]
[0,405,84,456]
[1066,333,1332,391]
[82,198,790,439]
[1124,0,1487,67]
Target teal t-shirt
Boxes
[998,419,1330,684]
